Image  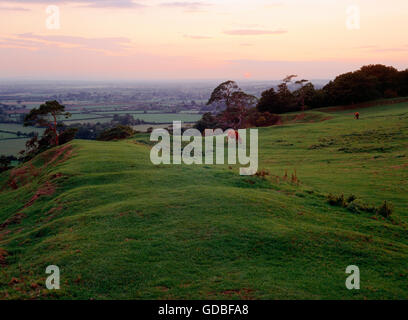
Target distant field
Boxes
[93,110,146,114]
[59,113,104,121]
[0,124,44,156]
[64,117,113,124]
[123,113,201,123]
[133,123,194,132]
[69,104,137,110]
[0,132,18,139]
[64,113,201,124]
[133,124,171,132]
[179,110,200,114]
[0,138,27,155]
[0,123,43,134]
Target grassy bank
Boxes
[0,102,407,299]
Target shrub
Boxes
[346,201,359,214]
[0,155,12,173]
[353,200,376,214]
[246,109,282,127]
[255,169,270,179]
[328,193,392,218]
[194,112,218,132]
[59,128,78,145]
[377,200,393,218]
[327,193,346,207]
[97,125,134,141]
[291,169,299,184]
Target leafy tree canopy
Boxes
[24,100,71,146]
[207,80,242,109]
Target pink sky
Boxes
[0,0,407,80]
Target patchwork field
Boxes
[0,124,44,156]
[0,102,407,299]
[63,113,202,124]
[0,112,201,156]
[0,138,28,155]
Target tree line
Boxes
[195,64,408,131]
[258,64,408,114]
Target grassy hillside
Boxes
[0,102,407,299]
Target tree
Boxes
[194,112,218,132]
[246,108,281,127]
[200,81,258,130]
[359,64,399,96]
[307,88,328,109]
[256,88,279,113]
[215,91,257,130]
[97,125,135,141]
[256,76,299,114]
[277,75,297,112]
[323,72,380,105]
[207,80,242,110]
[397,69,408,97]
[24,100,71,146]
[19,133,40,162]
[283,74,298,84]
[59,128,78,145]
[0,155,12,173]
[293,79,314,111]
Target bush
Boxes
[255,169,270,179]
[194,112,218,132]
[246,110,281,127]
[59,128,78,145]
[97,125,135,141]
[0,155,12,173]
[328,193,393,218]
[377,200,393,218]
[353,199,376,214]
[345,199,375,214]
[327,193,346,207]
[346,201,359,214]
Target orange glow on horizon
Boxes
[0,0,407,80]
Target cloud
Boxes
[264,2,284,9]
[0,33,135,54]
[354,45,377,49]
[184,34,212,40]
[355,45,408,53]
[372,48,408,53]
[4,0,144,9]
[0,5,30,11]
[158,1,211,12]
[0,38,40,51]
[223,29,287,36]
[82,0,145,8]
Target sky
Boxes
[0,0,407,81]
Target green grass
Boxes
[0,102,407,299]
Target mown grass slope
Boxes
[0,102,407,299]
